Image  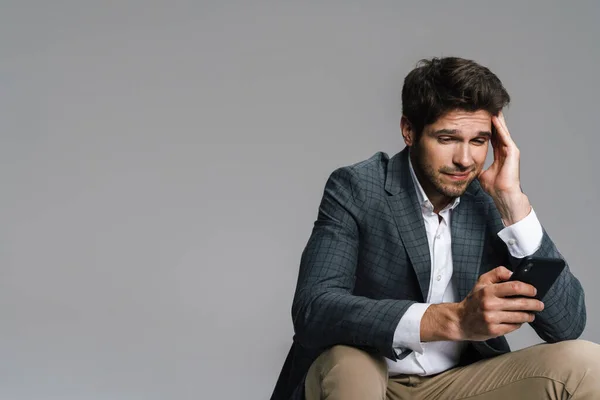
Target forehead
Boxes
[428,109,492,132]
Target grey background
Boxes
[1,1,598,399]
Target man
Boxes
[271,57,598,399]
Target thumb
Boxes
[477,266,513,285]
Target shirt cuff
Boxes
[497,207,543,258]
[393,303,431,356]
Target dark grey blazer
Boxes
[270,147,586,400]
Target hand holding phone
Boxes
[507,256,566,301]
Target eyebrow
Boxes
[432,129,492,138]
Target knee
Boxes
[305,345,387,399]
[547,340,600,369]
[547,340,600,398]
[324,345,387,378]
[551,340,600,365]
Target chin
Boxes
[438,182,470,198]
[440,188,466,198]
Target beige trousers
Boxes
[305,340,600,399]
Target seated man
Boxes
[271,57,599,399]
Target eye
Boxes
[471,138,488,145]
[438,137,454,144]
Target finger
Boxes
[494,280,537,298]
[492,114,515,147]
[499,297,545,312]
[491,323,523,337]
[490,117,504,161]
[497,111,511,137]
[477,266,513,285]
[495,311,536,324]
[489,124,501,162]
[492,115,506,139]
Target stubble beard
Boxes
[411,144,476,200]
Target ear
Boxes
[400,116,416,146]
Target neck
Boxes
[432,198,453,214]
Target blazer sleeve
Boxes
[291,167,415,361]
[524,230,587,342]
[489,203,587,342]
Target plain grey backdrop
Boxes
[1,1,599,399]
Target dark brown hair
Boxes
[402,57,510,137]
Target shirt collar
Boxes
[408,153,461,213]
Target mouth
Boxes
[443,171,471,181]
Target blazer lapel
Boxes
[385,149,431,301]
[451,187,489,300]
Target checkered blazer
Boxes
[270,147,586,400]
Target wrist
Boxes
[493,192,531,226]
[420,303,463,342]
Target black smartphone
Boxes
[507,256,566,300]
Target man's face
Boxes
[403,109,492,206]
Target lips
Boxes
[444,172,471,180]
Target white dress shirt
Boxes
[386,158,544,376]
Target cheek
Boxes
[422,143,452,166]
[423,153,446,172]
[474,148,488,166]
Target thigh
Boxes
[407,340,600,400]
[385,375,412,400]
[305,345,388,400]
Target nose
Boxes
[453,144,474,170]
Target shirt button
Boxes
[436,275,442,281]
[508,238,516,246]
[436,234,441,239]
